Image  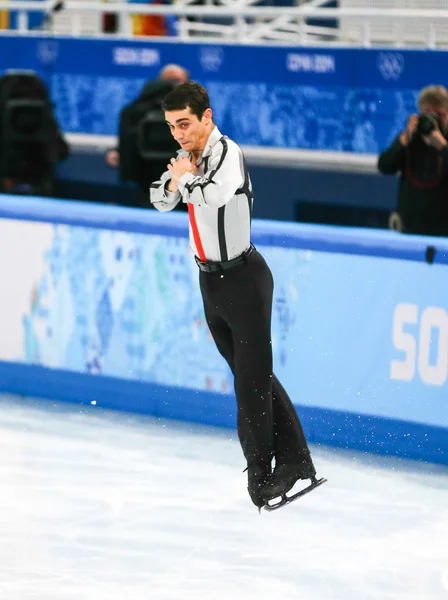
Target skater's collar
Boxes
[198,126,223,160]
[175,126,224,164]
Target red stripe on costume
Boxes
[188,203,206,261]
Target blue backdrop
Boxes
[0,36,446,152]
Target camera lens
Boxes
[417,112,439,136]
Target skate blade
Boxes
[263,477,327,512]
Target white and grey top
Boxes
[150,126,253,262]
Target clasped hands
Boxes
[168,156,198,183]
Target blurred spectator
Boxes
[105,64,188,209]
[130,0,177,37]
[104,0,177,36]
[378,85,448,237]
[0,70,69,197]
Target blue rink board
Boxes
[1,361,447,466]
[1,195,448,465]
[1,195,448,262]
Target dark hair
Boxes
[162,81,210,120]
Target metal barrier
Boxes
[3,2,448,47]
[66,133,378,173]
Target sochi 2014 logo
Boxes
[199,46,224,73]
[376,52,404,81]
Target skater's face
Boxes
[165,106,213,154]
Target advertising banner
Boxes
[0,36,445,152]
[1,215,447,431]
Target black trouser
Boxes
[199,248,313,470]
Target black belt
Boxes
[195,244,255,273]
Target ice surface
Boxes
[0,395,448,600]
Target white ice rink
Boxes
[1,395,448,600]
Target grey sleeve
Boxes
[150,170,181,212]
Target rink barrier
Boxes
[1,194,448,466]
[1,361,447,466]
[1,194,447,262]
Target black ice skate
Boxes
[246,466,271,510]
[261,463,327,512]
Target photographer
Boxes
[378,85,448,237]
[0,70,69,197]
[105,64,188,209]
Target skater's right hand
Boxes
[167,156,196,182]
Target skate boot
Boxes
[261,461,316,503]
[246,465,271,509]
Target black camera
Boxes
[416,111,441,136]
